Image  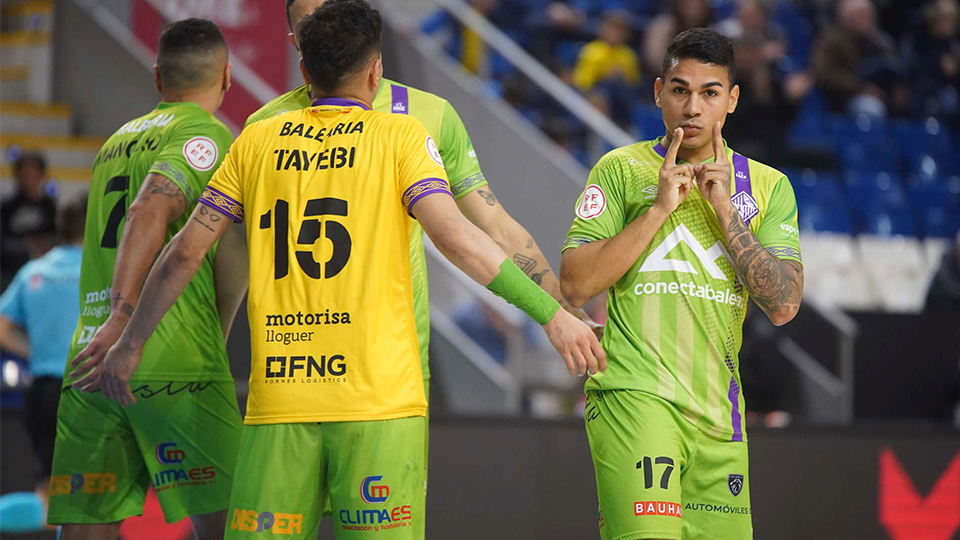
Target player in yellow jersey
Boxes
[97,2,604,539]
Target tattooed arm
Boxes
[456,185,596,327]
[98,203,232,406]
[695,123,803,326]
[70,173,187,388]
[718,207,803,325]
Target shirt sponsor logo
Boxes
[361,475,390,503]
[156,442,185,464]
[392,102,406,113]
[50,473,117,496]
[634,501,682,518]
[577,184,606,220]
[264,355,347,383]
[731,191,759,223]
[183,136,218,171]
[426,136,444,168]
[641,184,658,200]
[151,442,217,491]
[780,223,799,237]
[231,509,304,534]
[468,149,476,158]
[115,113,174,135]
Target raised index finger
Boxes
[713,121,728,164]
[663,127,683,168]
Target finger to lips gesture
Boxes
[654,128,695,215]
[694,122,733,209]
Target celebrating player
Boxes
[97,2,604,539]
[243,0,600,534]
[560,28,803,540]
[50,19,242,540]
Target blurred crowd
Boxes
[423,0,960,168]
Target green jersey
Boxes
[244,79,487,380]
[564,139,802,442]
[67,102,234,383]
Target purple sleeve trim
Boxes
[402,177,452,217]
[199,185,244,223]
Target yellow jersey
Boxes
[200,97,450,424]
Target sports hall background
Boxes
[0,0,958,539]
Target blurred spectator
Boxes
[643,0,714,77]
[925,231,960,312]
[905,0,960,123]
[453,300,539,364]
[0,192,85,532]
[0,152,57,291]
[723,33,813,164]
[810,0,904,118]
[713,0,786,62]
[573,11,640,92]
[573,11,640,127]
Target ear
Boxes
[153,65,162,94]
[654,77,663,108]
[728,84,740,114]
[287,32,298,52]
[299,57,310,87]
[369,55,383,91]
[223,63,232,94]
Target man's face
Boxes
[15,162,45,198]
[655,58,738,150]
[290,0,326,48]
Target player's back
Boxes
[69,102,234,384]
[206,98,448,424]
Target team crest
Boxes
[728,474,744,496]
[731,191,759,223]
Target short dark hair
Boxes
[297,0,382,95]
[13,152,46,174]
[661,28,736,84]
[156,18,228,92]
[57,191,87,243]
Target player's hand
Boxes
[653,128,695,215]
[542,308,607,376]
[69,313,129,393]
[99,338,143,407]
[694,122,734,214]
[561,301,605,341]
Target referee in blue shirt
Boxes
[0,193,86,532]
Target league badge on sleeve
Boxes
[183,137,218,171]
[426,136,444,169]
[728,474,744,496]
[577,184,606,220]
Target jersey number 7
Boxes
[259,198,352,280]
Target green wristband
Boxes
[486,259,561,325]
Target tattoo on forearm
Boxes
[477,189,497,206]
[526,238,534,249]
[111,294,135,317]
[724,206,802,317]
[513,254,537,274]
[141,175,186,214]
[531,269,549,285]
[191,215,216,233]
[199,205,222,222]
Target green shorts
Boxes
[47,382,242,525]
[226,415,425,540]
[584,390,752,540]
[321,380,429,539]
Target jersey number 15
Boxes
[259,198,352,280]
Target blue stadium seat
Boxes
[772,1,815,70]
[831,115,899,173]
[632,105,664,140]
[791,170,855,233]
[844,171,917,236]
[894,118,960,180]
[554,40,585,68]
[910,176,960,238]
[786,90,832,151]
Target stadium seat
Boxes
[786,90,832,151]
[799,233,879,309]
[831,115,899,173]
[857,235,930,312]
[554,40,585,68]
[844,171,918,236]
[631,105,664,141]
[910,176,960,238]
[791,170,855,233]
[894,118,960,180]
[772,1,815,70]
